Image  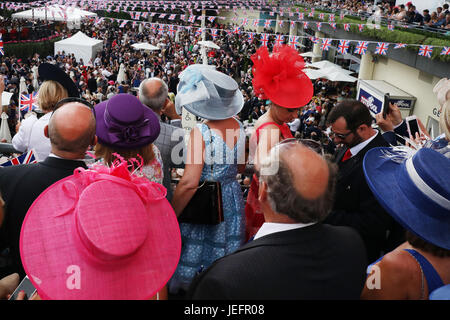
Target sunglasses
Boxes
[277,138,325,156]
[53,97,96,119]
[329,129,353,140]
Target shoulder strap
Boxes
[255,122,292,142]
[404,249,445,294]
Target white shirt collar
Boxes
[253,222,317,240]
[349,130,378,158]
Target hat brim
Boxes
[20,175,181,300]
[94,99,160,149]
[177,89,244,120]
[38,63,80,98]
[363,147,450,250]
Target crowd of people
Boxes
[0,4,449,301]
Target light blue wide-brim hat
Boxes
[175,64,244,120]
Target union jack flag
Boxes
[0,33,3,56]
[188,15,196,23]
[338,40,350,54]
[321,38,332,51]
[168,14,176,20]
[158,25,165,35]
[308,11,314,18]
[260,33,269,47]
[207,16,216,23]
[340,13,345,20]
[418,45,433,58]
[168,25,176,37]
[394,43,407,49]
[441,47,450,56]
[241,18,248,26]
[303,21,309,29]
[329,23,336,30]
[288,36,300,49]
[159,14,166,19]
[264,19,272,28]
[1,150,37,167]
[354,41,369,55]
[298,13,304,20]
[150,24,157,32]
[343,23,350,31]
[275,34,284,46]
[290,20,296,28]
[329,14,335,22]
[358,24,364,32]
[253,19,260,27]
[317,22,322,31]
[375,42,389,55]
[211,29,218,40]
[20,92,39,112]
[248,32,255,43]
[195,28,203,37]
[319,13,325,20]
[278,20,284,28]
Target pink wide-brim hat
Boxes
[20,162,181,300]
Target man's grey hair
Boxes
[138,77,168,113]
[259,147,337,223]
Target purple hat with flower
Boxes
[94,94,160,149]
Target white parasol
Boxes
[131,42,160,51]
[197,40,220,50]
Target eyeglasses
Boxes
[53,97,95,119]
[329,129,353,140]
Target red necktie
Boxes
[341,149,352,162]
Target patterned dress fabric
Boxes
[169,120,246,293]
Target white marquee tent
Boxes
[11,5,97,29]
[54,31,103,64]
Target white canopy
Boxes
[131,43,160,51]
[304,68,326,80]
[324,71,358,83]
[198,41,220,50]
[54,31,103,64]
[11,5,97,29]
[300,51,321,58]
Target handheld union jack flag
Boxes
[343,23,350,31]
[0,33,3,56]
[418,45,433,58]
[248,33,255,43]
[20,92,39,112]
[211,29,218,40]
[441,47,450,56]
[260,33,269,47]
[354,41,369,55]
[1,150,37,167]
[338,40,350,54]
[321,38,332,51]
[394,43,407,49]
[275,34,284,46]
[375,42,389,55]
[233,27,241,35]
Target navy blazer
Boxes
[187,224,367,300]
[0,157,87,279]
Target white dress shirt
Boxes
[254,222,317,240]
[349,130,379,159]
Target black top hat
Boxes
[38,63,80,98]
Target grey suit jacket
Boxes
[154,121,185,201]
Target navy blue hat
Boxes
[38,63,80,98]
[363,147,450,250]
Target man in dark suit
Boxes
[0,100,97,279]
[324,100,404,264]
[187,142,367,299]
[139,78,185,201]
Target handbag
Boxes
[178,124,224,225]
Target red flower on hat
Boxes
[251,45,313,108]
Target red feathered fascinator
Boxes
[251,45,313,108]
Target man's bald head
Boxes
[139,78,168,113]
[47,102,96,158]
[259,143,337,223]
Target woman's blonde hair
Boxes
[439,100,450,141]
[38,80,68,112]
[94,143,155,166]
